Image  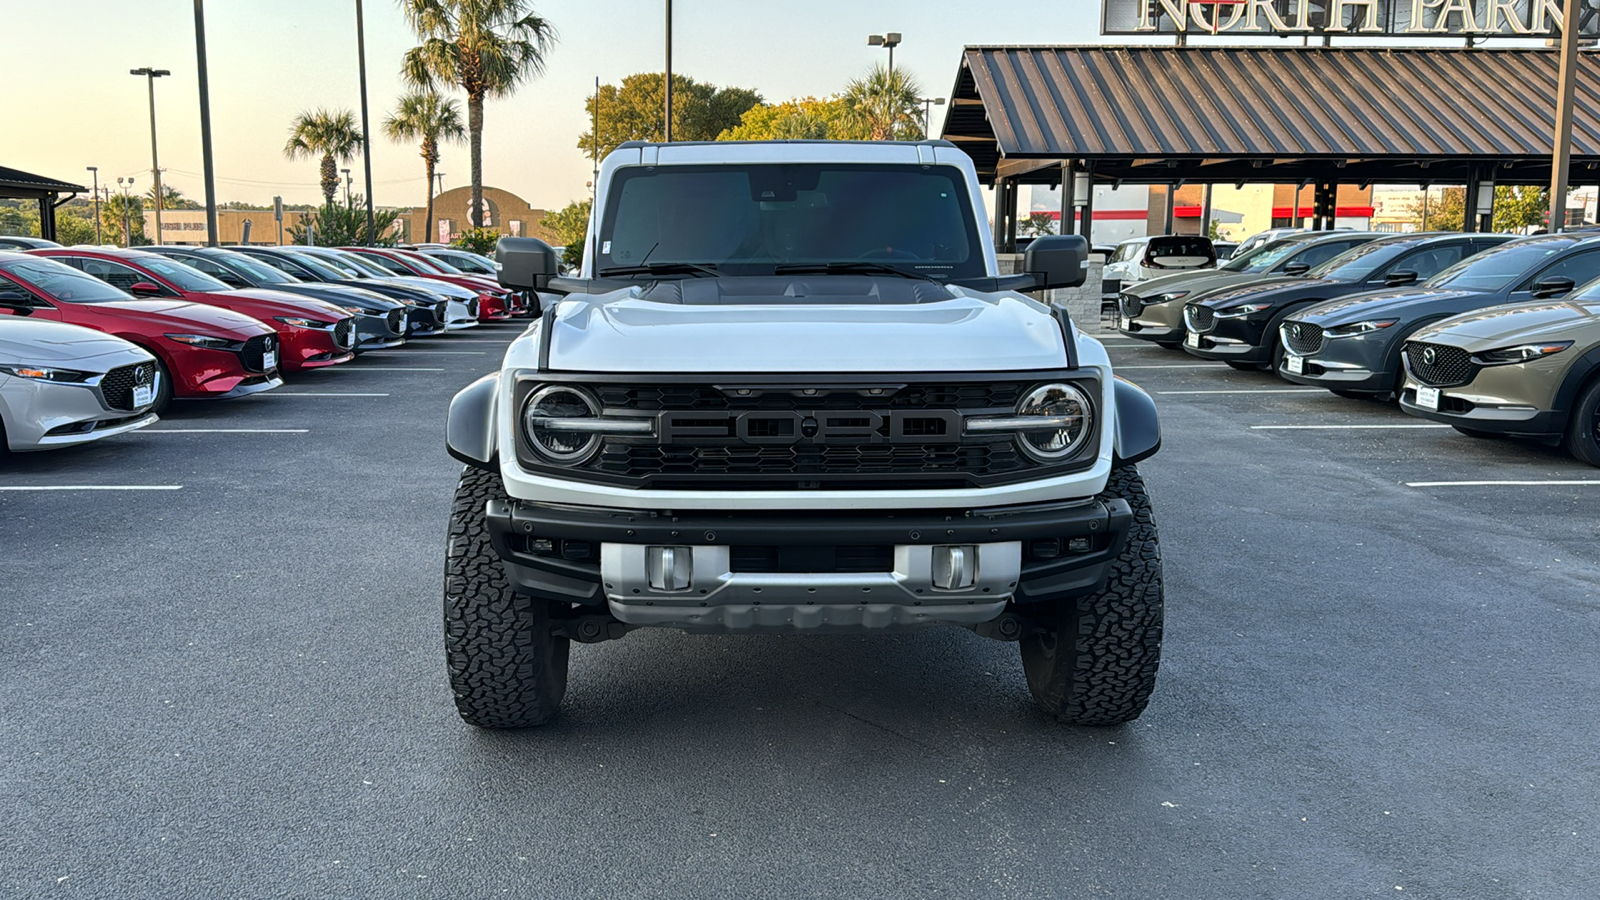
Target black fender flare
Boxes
[446,373,500,471]
[1112,376,1162,466]
[1553,346,1600,415]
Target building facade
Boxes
[393,186,552,245]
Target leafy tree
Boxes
[1207,219,1224,240]
[144,184,200,211]
[286,196,400,247]
[718,97,856,141]
[1493,186,1551,232]
[401,0,558,229]
[450,226,500,255]
[579,73,762,160]
[540,198,590,268]
[385,91,466,244]
[0,203,40,237]
[284,108,365,206]
[54,211,99,246]
[842,64,924,141]
[1021,212,1056,238]
[101,195,147,246]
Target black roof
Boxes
[0,165,87,199]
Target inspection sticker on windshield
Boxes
[1416,386,1440,410]
[133,384,154,408]
[1286,354,1304,375]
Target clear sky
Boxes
[3,0,1122,213]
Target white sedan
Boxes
[0,318,159,452]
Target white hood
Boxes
[544,289,1068,373]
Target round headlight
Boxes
[523,386,601,464]
[1015,383,1092,460]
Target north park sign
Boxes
[1100,0,1600,37]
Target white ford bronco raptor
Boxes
[444,140,1163,728]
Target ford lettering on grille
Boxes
[658,410,962,444]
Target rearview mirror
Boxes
[495,237,559,290]
[1023,234,1089,290]
[1531,276,1575,299]
[1384,269,1419,287]
[129,281,163,297]
[1283,262,1311,276]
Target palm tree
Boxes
[400,0,557,229]
[283,109,365,206]
[384,91,465,243]
[842,65,925,141]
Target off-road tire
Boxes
[1564,376,1600,467]
[444,466,570,728]
[1019,465,1163,725]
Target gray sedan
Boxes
[0,319,158,452]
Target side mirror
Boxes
[495,237,558,290]
[1384,270,1419,287]
[1283,262,1311,276]
[1531,276,1576,299]
[1023,234,1089,290]
[129,281,164,297]
[0,287,39,314]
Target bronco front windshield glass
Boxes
[596,163,985,279]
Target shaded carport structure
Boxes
[0,166,86,242]
[943,46,1600,249]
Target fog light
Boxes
[932,545,978,590]
[647,546,693,592]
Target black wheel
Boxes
[1225,361,1260,372]
[1019,465,1163,726]
[444,466,570,728]
[1452,425,1504,439]
[1564,376,1600,467]
[150,356,175,415]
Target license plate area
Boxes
[1416,386,1440,410]
[1286,354,1304,375]
[1185,330,1200,348]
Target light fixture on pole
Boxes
[868,32,902,74]
[130,67,171,245]
[918,96,945,137]
[87,167,102,245]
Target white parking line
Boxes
[1406,479,1600,487]
[1117,364,1226,370]
[1159,389,1324,395]
[339,367,446,372]
[0,485,183,492]
[1251,424,1449,430]
[269,392,390,397]
[375,351,486,355]
[137,429,310,434]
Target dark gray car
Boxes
[1278,233,1600,398]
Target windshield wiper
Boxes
[598,262,721,278]
[772,261,939,282]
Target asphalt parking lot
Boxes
[3,322,1598,899]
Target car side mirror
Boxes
[1531,276,1576,299]
[1283,262,1311,276]
[1023,234,1089,290]
[1384,270,1419,287]
[0,287,39,314]
[495,237,559,290]
[129,281,164,297]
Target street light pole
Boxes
[117,177,135,247]
[355,0,377,244]
[664,0,673,142]
[130,67,171,245]
[1549,0,1581,233]
[868,32,902,75]
[87,167,101,244]
[919,97,945,138]
[193,0,220,246]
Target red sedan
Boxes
[34,248,356,372]
[0,252,281,410]
[340,246,525,320]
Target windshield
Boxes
[0,257,130,303]
[1427,238,1578,291]
[1306,239,1406,281]
[213,252,298,284]
[597,163,985,279]
[401,252,454,274]
[433,251,494,274]
[133,256,231,292]
[280,250,359,281]
[328,250,397,279]
[1222,238,1308,274]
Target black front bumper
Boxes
[1398,388,1567,436]
[485,498,1133,608]
[1184,315,1274,362]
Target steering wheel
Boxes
[856,246,923,261]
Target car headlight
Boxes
[340,305,369,315]
[273,316,333,329]
[1154,291,1190,303]
[0,364,96,384]
[1473,341,1572,365]
[164,333,239,349]
[1215,302,1272,318]
[966,382,1093,461]
[1328,319,1399,336]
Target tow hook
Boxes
[970,611,1026,642]
[556,614,634,644]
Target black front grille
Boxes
[466,299,479,318]
[730,544,894,573]
[1184,305,1215,333]
[240,335,276,373]
[333,318,354,350]
[100,361,156,411]
[594,383,1025,412]
[1282,321,1325,356]
[434,301,449,325]
[1119,293,1143,317]
[386,308,406,334]
[1406,341,1476,387]
[595,440,1025,480]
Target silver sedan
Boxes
[0,319,159,452]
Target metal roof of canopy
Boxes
[0,166,86,200]
[943,46,1600,186]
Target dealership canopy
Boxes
[0,166,86,243]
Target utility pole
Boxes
[593,76,600,188]
[131,67,171,245]
[1549,0,1581,233]
[117,177,134,247]
[194,0,220,246]
[434,172,445,195]
[919,97,945,138]
[664,0,673,142]
[87,167,102,244]
[355,0,377,243]
[343,168,353,205]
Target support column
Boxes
[38,198,54,242]
[1163,183,1176,234]
[1004,179,1019,253]
[1462,168,1480,233]
[992,176,1008,249]
[1200,184,1214,238]
[1060,161,1074,237]
[1313,182,1336,230]
[1079,166,1095,238]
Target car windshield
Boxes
[215,252,298,284]
[1218,239,1298,273]
[1306,239,1407,281]
[278,251,356,281]
[596,163,985,279]
[134,256,231,292]
[1426,238,1580,291]
[434,251,494,274]
[327,251,395,278]
[402,252,455,274]
[0,257,130,303]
